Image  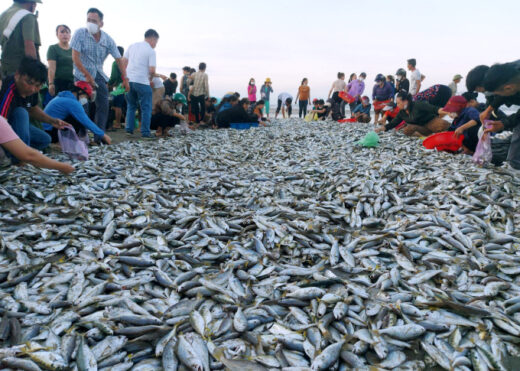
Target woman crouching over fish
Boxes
[0,116,74,174]
[376,91,450,137]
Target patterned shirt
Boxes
[70,28,121,82]
[190,71,209,97]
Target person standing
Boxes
[123,29,159,138]
[395,68,409,94]
[346,73,366,114]
[295,78,311,118]
[47,25,73,96]
[188,62,209,124]
[328,72,347,102]
[449,74,463,96]
[164,73,178,97]
[108,46,125,129]
[0,0,41,77]
[407,58,421,96]
[260,78,273,118]
[70,8,129,142]
[247,78,257,104]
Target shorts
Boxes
[112,94,125,108]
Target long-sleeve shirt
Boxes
[352,103,371,115]
[43,91,104,136]
[372,82,394,101]
[190,71,209,97]
[396,78,410,94]
[346,79,365,98]
[216,104,258,128]
[260,84,273,100]
[385,101,439,131]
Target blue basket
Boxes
[250,122,259,128]
[230,123,251,130]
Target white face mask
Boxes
[403,103,408,110]
[359,77,365,82]
[86,22,99,35]
[79,97,88,106]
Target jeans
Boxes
[9,107,51,150]
[298,100,308,118]
[508,123,520,170]
[94,74,109,142]
[190,94,205,123]
[125,82,153,136]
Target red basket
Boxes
[423,132,464,153]
[339,91,356,103]
[338,118,357,123]
[373,100,391,111]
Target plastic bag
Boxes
[110,84,126,97]
[58,126,89,161]
[473,132,492,165]
[358,131,380,147]
[304,113,317,122]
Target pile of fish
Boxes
[0,119,519,371]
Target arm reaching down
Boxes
[3,139,74,174]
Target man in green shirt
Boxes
[0,0,41,77]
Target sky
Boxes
[24,0,520,99]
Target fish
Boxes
[0,119,518,370]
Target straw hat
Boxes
[265,78,272,83]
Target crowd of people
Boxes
[0,0,518,175]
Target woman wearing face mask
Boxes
[47,25,74,96]
[295,78,311,118]
[346,72,366,114]
[372,74,394,124]
[395,69,410,94]
[247,78,257,104]
[42,81,112,144]
[375,91,450,137]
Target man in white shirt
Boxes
[408,58,421,96]
[275,92,293,119]
[123,29,159,138]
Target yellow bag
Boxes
[305,112,317,122]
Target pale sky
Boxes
[27,0,520,99]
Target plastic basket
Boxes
[230,123,251,130]
[423,132,464,153]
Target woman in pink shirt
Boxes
[247,78,257,104]
[0,117,74,174]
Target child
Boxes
[253,100,269,126]
[247,78,257,104]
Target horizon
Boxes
[5,0,520,100]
